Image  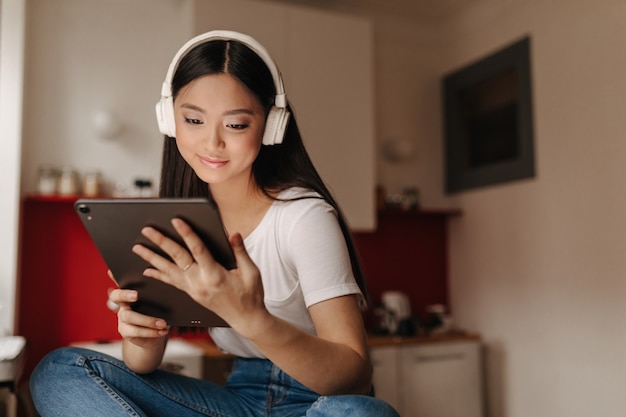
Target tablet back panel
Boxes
[74,198,234,327]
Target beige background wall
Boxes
[438,2,626,416]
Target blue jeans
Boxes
[30,347,400,417]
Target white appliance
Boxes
[380,291,412,334]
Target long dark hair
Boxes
[159,38,368,301]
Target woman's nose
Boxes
[203,126,224,149]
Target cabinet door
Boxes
[370,346,400,410]
[399,341,483,417]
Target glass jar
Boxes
[82,171,101,197]
[58,166,79,196]
[37,165,60,195]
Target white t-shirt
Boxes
[209,187,362,358]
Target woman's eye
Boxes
[226,123,249,130]
[184,117,203,125]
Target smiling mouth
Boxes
[199,156,228,168]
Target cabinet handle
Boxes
[413,353,465,363]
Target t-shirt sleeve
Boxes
[285,198,363,307]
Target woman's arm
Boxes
[121,334,168,374]
[240,294,372,395]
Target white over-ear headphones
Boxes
[155,30,290,145]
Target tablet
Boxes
[74,198,235,327]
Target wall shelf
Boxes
[378,207,462,217]
[23,194,81,203]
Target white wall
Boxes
[0,0,25,335]
[21,0,194,195]
[438,1,626,416]
[373,15,450,207]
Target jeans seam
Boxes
[84,353,229,417]
[141,377,230,417]
[267,364,288,409]
[87,371,141,417]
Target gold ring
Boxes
[182,262,194,272]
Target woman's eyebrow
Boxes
[179,103,205,113]
[179,103,254,116]
[223,108,255,116]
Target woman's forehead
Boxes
[176,73,263,112]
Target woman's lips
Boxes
[199,156,228,168]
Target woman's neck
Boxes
[209,180,274,239]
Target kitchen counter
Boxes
[367,331,480,348]
[188,331,481,356]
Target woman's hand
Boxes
[107,270,169,373]
[131,218,269,336]
[107,271,169,349]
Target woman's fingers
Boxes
[107,276,169,340]
[131,219,224,290]
[132,220,217,274]
[229,233,256,278]
[107,269,118,285]
[118,308,168,331]
[109,288,138,304]
[134,226,191,271]
[107,288,137,312]
[131,242,177,280]
[116,302,169,338]
[230,232,264,301]
[171,218,216,268]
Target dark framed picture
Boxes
[443,36,535,193]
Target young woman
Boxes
[30,31,400,417]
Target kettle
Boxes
[378,291,412,335]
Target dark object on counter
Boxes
[426,304,451,335]
[372,316,419,338]
[134,178,152,188]
[396,318,417,337]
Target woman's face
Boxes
[174,73,266,189]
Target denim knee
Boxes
[307,395,400,417]
[30,347,80,409]
[31,347,73,384]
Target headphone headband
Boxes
[156,30,290,145]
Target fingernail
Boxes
[232,233,243,247]
[155,320,166,328]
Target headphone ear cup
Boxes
[262,106,290,145]
[155,96,176,137]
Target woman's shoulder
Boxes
[268,188,337,231]
[274,187,334,215]
[276,186,320,200]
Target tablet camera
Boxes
[77,204,93,220]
